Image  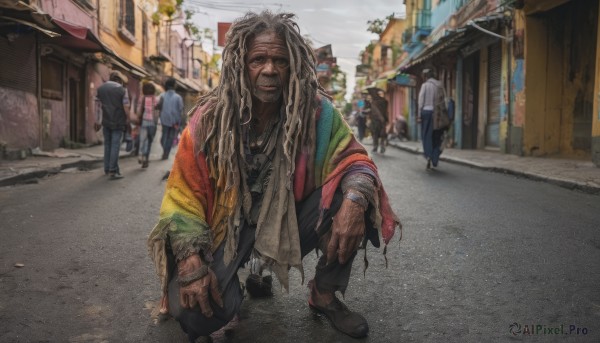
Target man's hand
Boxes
[177,254,223,317]
[326,196,366,265]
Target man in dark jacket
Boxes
[96,70,130,180]
[366,88,388,154]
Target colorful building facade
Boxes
[362,0,600,166]
[0,0,209,158]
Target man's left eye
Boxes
[274,59,289,68]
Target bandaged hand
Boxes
[177,254,223,317]
[327,191,366,265]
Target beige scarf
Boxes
[222,121,302,291]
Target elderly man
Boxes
[148,11,400,341]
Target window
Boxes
[74,0,95,10]
[41,58,64,100]
[118,0,136,44]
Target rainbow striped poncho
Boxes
[148,96,400,294]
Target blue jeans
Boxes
[160,125,178,158]
[420,110,444,167]
[139,123,157,158]
[103,127,123,174]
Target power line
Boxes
[185,0,287,13]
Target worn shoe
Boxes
[308,283,369,338]
[426,159,431,170]
[245,274,273,298]
[109,172,123,180]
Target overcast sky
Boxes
[184,0,406,101]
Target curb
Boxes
[388,142,600,195]
[0,152,133,188]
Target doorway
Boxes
[462,52,479,149]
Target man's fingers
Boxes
[179,289,189,308]
[209,270,224,308]
[197,291,213,318]
[337,236,350,264]
[327,232,340,264]
[188,294,198,309]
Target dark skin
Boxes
[175,30,366,315]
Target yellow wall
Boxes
[523,1,596,157]
[523,16,550,156]
[380,19,405,46]
[98,0,146,67]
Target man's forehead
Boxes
[248,31,287,50]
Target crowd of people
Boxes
[95,75,184,179]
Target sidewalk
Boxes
[1,140,599,195]
[387,139,600,195]
[0,144,133,187]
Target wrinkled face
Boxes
[246,30,290,103]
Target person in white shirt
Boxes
[417,68,447,170]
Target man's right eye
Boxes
[250,57,266,65]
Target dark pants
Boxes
[420,110,444,167]
[357,116,366,142]
[140,124,157,158]
[161,125,178,158]
[168,188,376,340]
[103,127,123,174]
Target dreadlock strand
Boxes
[193,10,321,195]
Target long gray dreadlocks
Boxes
[195,11,327,191]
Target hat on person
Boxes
[109,70,128,84]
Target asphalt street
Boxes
[0,141,599,343]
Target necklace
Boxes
[249,116,277,151]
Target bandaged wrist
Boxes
[344,190,368,210]
[177,265,209,287]
[341,173,376,206]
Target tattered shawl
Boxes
[148,96,400,296]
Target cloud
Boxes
[189,0,405,100]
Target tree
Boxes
[366,13,396,35]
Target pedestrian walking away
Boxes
[136,81,160,168]
[157,77,184,160]
[356,96,368,142]
[418,68,448,170]
[367,88,388,154]
[147,10,401,342]
[95,70,130,180]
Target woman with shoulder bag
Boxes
[137,82,160,168]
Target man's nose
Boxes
[262,60,277,74]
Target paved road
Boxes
[0,143,599,342]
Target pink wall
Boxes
[40,98,67,149]
[39,0,96,31]
[0,88,39,149]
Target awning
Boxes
[399,14,504,72]
[108,54,151,79]
[0,15,60,37]
[172,73,200,93]
[391,73,417,87]
[49,18,108,52]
